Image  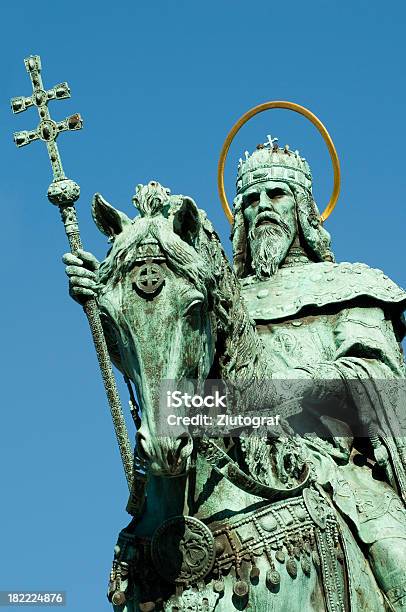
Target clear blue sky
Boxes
[1,1,405,609]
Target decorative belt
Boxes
[109,487,347,612]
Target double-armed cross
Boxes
[11,55,82,182]
[11,55,135,494]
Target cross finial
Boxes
[264,134,278,148]
[11,55,83,182]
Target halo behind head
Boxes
[217,101,341,224]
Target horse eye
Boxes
[183,299,203,317]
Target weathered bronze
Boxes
[74,174,406,610]
[13,56,406,610]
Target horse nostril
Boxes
[174,434,193,460]
[136,432,150,461]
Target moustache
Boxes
[249,211,291,239]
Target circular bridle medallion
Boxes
[134,261,165,295]
[151,516,216,585]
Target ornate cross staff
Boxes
[11,55,134,490]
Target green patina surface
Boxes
[69,151,406,611]
[75,167,406,611]
[241,261,406,320]
[13,57,406,611]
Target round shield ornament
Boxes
[151,516,216,585]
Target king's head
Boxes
[232,135,335,280]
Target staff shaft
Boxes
[12,54,134,491]
[60,203,134,489]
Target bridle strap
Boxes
[197,437,311,502]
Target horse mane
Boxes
[97,207,269,385]
[193,210,269,384]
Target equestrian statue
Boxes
[65,107,406,610]
[11,57,406,611]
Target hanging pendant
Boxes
[249,552,260,579]
[286,557,297,579]
[250,564,260,579]
[275,549,285,564]
[213,577,224,594]
[266,568,281,588]
[111,591,126,605]
[301,556,311,576]
[312,549,320,568]
[233,580,249,597]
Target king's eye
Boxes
[266,188,286,199]
[243,192,259,207]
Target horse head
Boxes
[94,182,218,476]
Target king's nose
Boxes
[259,190,271,208]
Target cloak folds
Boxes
[241,261,406,502]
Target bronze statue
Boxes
[12,58,406,610]
[65,136,406,609]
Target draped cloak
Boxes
[241,260,406,544]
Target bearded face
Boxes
[242,180,297,279]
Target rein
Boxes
[197,437,311,502]
[125,436,311,518]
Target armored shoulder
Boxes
[241,262,406,324]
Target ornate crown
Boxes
[236,135,312,195]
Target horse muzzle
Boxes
[137,430,194,476]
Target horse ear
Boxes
[171,196,201,246]
[92,193,131,239]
